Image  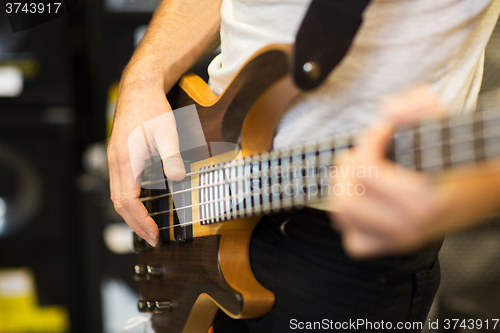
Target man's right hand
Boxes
[107,72,186,247]
[105,0,222,246]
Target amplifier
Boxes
[0,107,82,332]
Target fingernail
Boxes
[146,238,156,247]
[168,166,185,181]
[171,166,185,175]
[146,230,157,240]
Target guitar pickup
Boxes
[138,300,173,313]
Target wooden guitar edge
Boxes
[182,294,219,333]
[211,73,300,319]
[182,43,298,326]
[218,218,275,319]
[191,217,275,318]
[178,43,293,108]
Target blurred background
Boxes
[0,1,499,332]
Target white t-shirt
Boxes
[208,0,500,148]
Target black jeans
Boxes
[213,208,442,332]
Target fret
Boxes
[215,168,222,222]
[207,170,212,223]
[318,138,333,168]
[318,138,333,200]
[394,127,415,170]
[261,152,271,213]
[229,165,237,217]
[200,170,206,224]
[472,111,486,162]
[230,165,237,218]
[419,121,444,172]
[218,167,225,220]
[410,156,452,171]
[244,157,253,216]
[449,112,475,166]
[441,118,452,168]
[252,155,262,214]
[280,148,293,209]
[484,110,500,159]
[224,166,232,219]
[413,125,422,171]
[209,170,215,223]
[237,162,244,217]
[292,145,305,206]
[270,151,281,212]
[484,133,500,158]
[304,143,318,203]
[334,132,349,155]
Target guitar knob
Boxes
[133,265,146,281]
[138,300,146,312]
[138,300,172,313]
[146,265,163,276]
[133,264,164,280]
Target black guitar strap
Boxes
[293,0,372,90]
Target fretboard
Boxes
[195,110,500,225]
[196,134,355,224]
[394,109,500,172]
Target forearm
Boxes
[433,157,500,235]
[122,0,222,92]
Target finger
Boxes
[357,122,394,162]
[342,229,392,259]
[116,150,160,246]
[143,112,186,181]
[380,83,447,125]
[335,196,407,258]
[110,153,156,245]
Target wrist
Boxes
[120,60,167,94]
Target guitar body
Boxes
[137,44,300,333]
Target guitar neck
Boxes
[143,109,500,227]
[191,109,500,225]
[394,109,500,172]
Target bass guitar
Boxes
[133,44,500,333]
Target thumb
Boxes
[143,112,186,181]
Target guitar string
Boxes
[145,139,500,225]
[138,111,497,187]
[140,123,500,203]
[148,172,329,217]
[140,122,494,202]
[155,186,327,230]
[138,139,348,187]
[146,128,500,220]
[140,163,333,202]
[152,137,500,230]
[149,189,262,217]
[138,112,500,230]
